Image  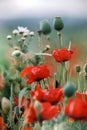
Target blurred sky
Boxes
[0,0,87,19]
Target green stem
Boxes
[77,73,80,91]
[57,32,62,49]
[47,36,52,53]
[38,35,44,63]
[53,73,56,88]
[10,83,14,130]
[59,62,65,85]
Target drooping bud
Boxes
[83,63,87,73]
[63,82,76,97]
[53,17,64,31]
[40,19,51,35]
[1,97,11,114]
[75,65,81,73]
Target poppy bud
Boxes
[34,100,41,113]
[75,65,81,73]
[34,100,41,119]
[1,97,11,114]
[40,20,51,35]
[53,17,64,31]
[83,63,87,73]
[37,30,42,37]
[63,83,76,97]
[33,122,41,130]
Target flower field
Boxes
[0,17,87,130]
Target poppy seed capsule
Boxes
[40,19,51,35]
[75,65,81,73]
[83,63,87,73]
[63,83,76,97]
[53,17,64,31]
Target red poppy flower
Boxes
[31,84,64,105]
[76,91,87,100]
[65,98,87,120]
[21,64,50,84]
[52,48,73,62]
[40,102,60,121]
[23,102,59,124]
[0,116,8,130]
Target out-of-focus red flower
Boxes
[21,64,50,84]
[65,97,87,120]
[21,126,32,130]
[14,96,30,111]
[23,102,59,124]
[14,96,19,106]
[0,116,8,130]
[20,97,30,111]
[52,48,73,62]
[76,91,87,100]
[40,102,60,121]
[23,104,37,123]
[31,84,64,105]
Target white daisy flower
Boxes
[12,29,19,35]
[6,35,12,40]
[29,31,34,37]
[12,50,23,57]
[18,26,29,34]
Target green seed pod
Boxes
[53,17,64,31]
[75,65,81,73]
[40,19,51,35]
[83,63,87,73]
[63,82,76,97]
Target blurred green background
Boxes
[0,0,87,61]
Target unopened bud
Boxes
[63,82,76,97]
[34,100,41,117]
[1,97,11,114]
[33,122,41,130]
[37,30,42,37]
[75,65,81,73]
